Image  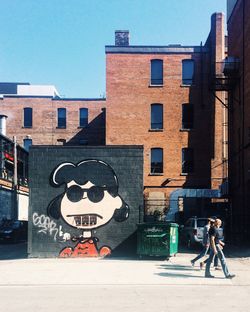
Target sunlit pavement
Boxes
[0,243,249,312]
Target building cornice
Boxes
[105,45,209,54]
[0,95,106,101]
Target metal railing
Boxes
[212,60,240,91]
[0,168,28,187]
[214,60,239,77]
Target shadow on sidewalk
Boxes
[155,263,221,279]
[157,264,198,271]
[155,271,203,279]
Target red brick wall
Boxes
[209,13,227,190]
[227,0,250,239]
[106,51,215,197]
[0,97,106,146]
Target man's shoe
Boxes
[214,266,221,270]
[200,262,204,270]
[190,260,195,267]
[226,274,236,279]
[205,274,215,278]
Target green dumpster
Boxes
[137,222,178,258]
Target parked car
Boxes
[0,220,27,243]
[179,217,224,248]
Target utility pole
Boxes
[13,136,18,219]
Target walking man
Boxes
[205,218,235,279]
[191,218,215,268]
[191,218,218,270]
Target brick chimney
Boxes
[115,30,129,46]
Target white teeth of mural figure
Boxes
[90,216,97,225]
[74,216,81,226]
[73,215,97,226]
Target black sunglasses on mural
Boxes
[66,185,108,203]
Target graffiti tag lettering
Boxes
[33,212,71,242]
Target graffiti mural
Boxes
[32,212,71,242]
[47,159,130,257]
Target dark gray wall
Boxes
[28,146,143,257]
[0,188,14,220]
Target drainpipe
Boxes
[0,115,8,175]
[0,115,7,136]
[242,0,246,238]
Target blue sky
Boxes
[0,0,226,98]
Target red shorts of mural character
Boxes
[59,238,111,258]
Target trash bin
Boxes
[137,222,178,258]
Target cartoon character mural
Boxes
[47,159,129,257]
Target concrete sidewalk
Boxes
[0,253,248,286]
[0,246,249,312]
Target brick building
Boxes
[106,15,228,221]
[226,0,250,242]
[0,13,229,223]
[0,83,106,147]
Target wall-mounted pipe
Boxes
[0,115,7,136]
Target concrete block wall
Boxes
[28,146,143,257]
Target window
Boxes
[182,59,194,85]
[182,104,194,129]
[151,148,163,174]
[23,108,32,128]
[197,219,208,227]
[57,108,66,128]
[151,104,163,129]
[23,138,32,151]
[182,148,194,174]
[57,139,66,145]
[151,59,163,85]
[79,108,88,127]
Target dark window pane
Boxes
[197,219,208,227]
[182,104,194,129]
[182,60,194,85]
[23,108,32,127]
[151,104,163,129]
[151,59,163,85]
[182,148,194,173]
[58,108,66,128]
[79,108,88,127]
[151,148,163,173]
[23,139,32,151]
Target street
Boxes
[0,243,249,311]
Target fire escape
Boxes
[211,56,240,92]
[210,56,240,197]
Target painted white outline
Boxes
[52,162,75,185]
